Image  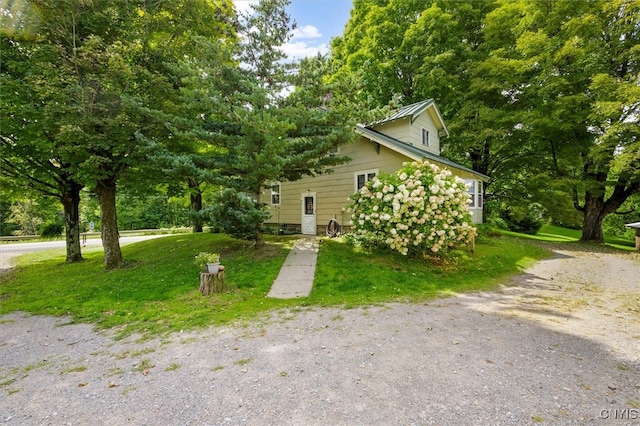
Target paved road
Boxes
[0,235,170,271]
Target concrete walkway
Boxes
[267,237,319,299]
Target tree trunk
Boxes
[481,185,488,224]
[61,182,84,263]
[255,186,265,247]
[189,179,203,233]
[199,267,226,295]
[96,179,122,270]
[580,206,605,243]
[255,225,264,247]
[579,188,626,243]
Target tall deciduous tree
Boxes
[1,9,88,262]
[483,0,640,242]
[1,0,237,269]
[329,0,510,219]
[329,0,640,240]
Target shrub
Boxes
[602,203,640,239]
[475,224,502,242]
[263,224,299,236]
[349,160,476,256]
[500,207,543,235]
[39,221,64,239]
[205,188,270,241]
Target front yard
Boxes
[0,230,554,338]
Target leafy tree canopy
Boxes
[329,0,640,242]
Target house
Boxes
[264,99,489,235]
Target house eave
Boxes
[355,124,489,181]
[370,99,450,138]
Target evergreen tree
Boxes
[217,0,352,245]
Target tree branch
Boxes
[614,207,635,215]
[573,187,584,212]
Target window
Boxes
[271,183,281,205]
[422,129,429,146]
[355,170,378,191]
[465,180,476,208]
[329,146,339,155]
[304,196,314,215]
[464,179,483,208]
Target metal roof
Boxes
[371,99,449,137]
[355,124,489,181]
[378,99,434,122]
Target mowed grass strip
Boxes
[309,235,550,306]
[1,232,552,338]
[498,224,636,250]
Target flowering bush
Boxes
[350,160,476,256]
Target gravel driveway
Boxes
[1,245,639,425]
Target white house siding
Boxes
[443,169,484,225]
[468,207,483,224]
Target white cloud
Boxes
[233,0,259,15]
[282,41,329,60]
[292,25,322,39]
[233,2,327,60]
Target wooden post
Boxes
[469,234,476,253]
[199,265,226,295]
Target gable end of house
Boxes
[355,124,488,182]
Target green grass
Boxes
[309,235,549,306]
[498,224,581,242]
[165,363,181,371]
[0,232,552,339]
[0,233,299,338]
[498,224,636,250]
[61,365,88,374]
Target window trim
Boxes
[464,179,483,209]
[422,128,429,147]
[354,169,379,192]
[270,182,281,206]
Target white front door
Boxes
[301,193,316,235]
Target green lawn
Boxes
[1,232,551,339]
[309,236,548,306]
[498,224,636,250]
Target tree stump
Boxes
[199,265,226,295]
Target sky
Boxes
[233,0,354,60]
